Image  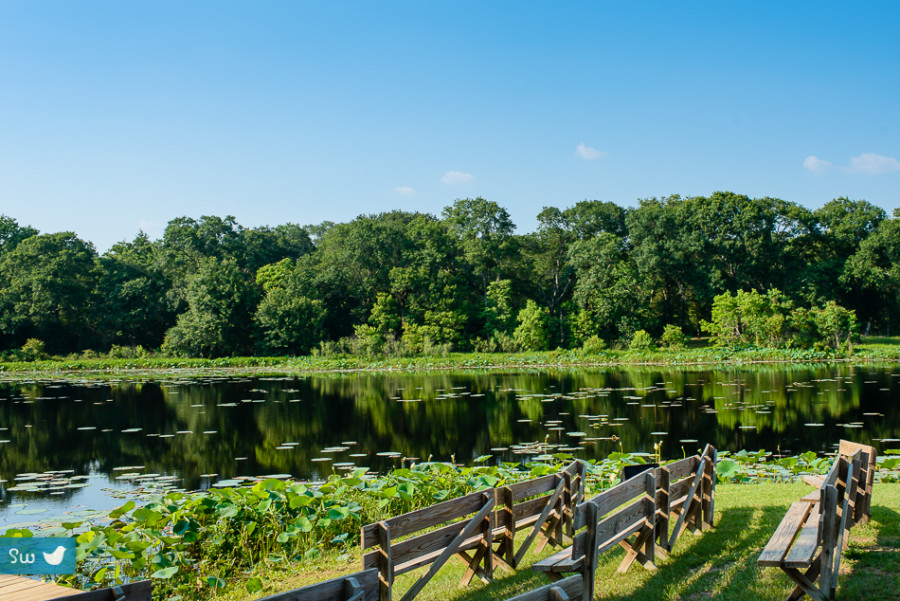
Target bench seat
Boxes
[531,547,584,576]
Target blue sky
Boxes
[1,1,898,251]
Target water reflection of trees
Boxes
[0,366,896,494]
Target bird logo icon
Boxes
[42,546,67,566]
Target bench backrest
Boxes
[57,581,153,601]
[255,570,378,601]
[362,489,494,601]
[838,439,876,524]
[495,460,586,567]
[570,470,657,600]
[655,444,716,552]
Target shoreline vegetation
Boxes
[6,454,895,601]
[1,336,899,375]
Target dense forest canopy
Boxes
[0,192,897,358]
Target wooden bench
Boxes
[531,469,657,596]
[360,462,584,601]
[255,570,378,601]
[503,574,584,601]
[362,488,497,601]
[758,440,876,601]
[655,444,717,555]
[494,461,586,569]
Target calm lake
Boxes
[1,364,898,526]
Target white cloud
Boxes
[441,171,474,185]
[803,155,832,174]
[844,153,900,175]
[575,143,608,160]
[394,186,415,197]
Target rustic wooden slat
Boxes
[504,474,559,499]
[397,496,495,601]
[757,502,813,567]
[655,464,670,549]
[512,496,556,524]
[255,571,377,601]
[783,504,822,568]
[498,486,516,568]
[822,454,843,489]
[701,445,715,529]
[361,490,490,547]
[667,476,694,507]
[592,499,646,553]
[802,475,825,488]
[799,490,821,503]
[530,546,583,574]
[390,519,481,568]
[502,574,583,601]
[664,456,700,480]
[818,484,838,597]
[0,576,83,601]
[576,474,651,526]
[832,452,861,594]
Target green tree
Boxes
[842,216,900,335]
[442,197,516,307]
[0,232,99,352]
[161,257,258,357]
[514,300,550,351]
[96,232,174,349]
[811,301,858,349]
[0,215,38,255]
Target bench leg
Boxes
[617,525,658,573]
[783,566,828,601]
[785,554,821,601]
[456,548,490,586]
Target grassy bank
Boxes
[1,337,899,375]
[216,482,900,601]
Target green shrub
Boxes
[660,324,685,348]
[629,329,655,351]
[20,338,47,361]
[581,335,607,355]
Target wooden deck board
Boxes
[0,575,76,601]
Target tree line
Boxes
[0,191,897,359]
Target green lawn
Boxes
[233,482,900,601]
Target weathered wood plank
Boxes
[512,496,556,524]
[783,504,821,568]
[575,475,650,529]
[0,575,77,601]
[390,519,482,569]
[503,574,583,601]
[758,502,813,567]
[664,456,700,481]
[504,474,559,499]
[255,572,377,601]
[361,490,489,547]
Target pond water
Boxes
[1,364,898,526]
